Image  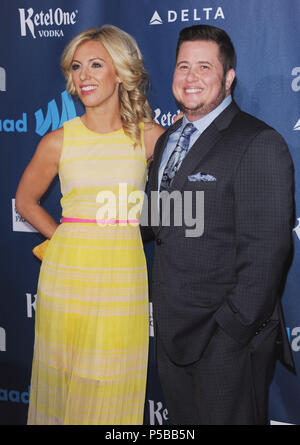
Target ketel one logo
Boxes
[19,7,78,38]
[35,90,76,136]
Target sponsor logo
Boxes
[293,118,300,131]
[149,302,154,337]
[1,91,75,135]
[149,11,163,25]
[293,218,300,239]
[148,399,169,425]
[270,420,294,425]
[149,7,225,25]
[0,387,30,404]
[35,90,76,136]
[291,67,300,92]
[286,326,300,352]
[12,199,38,232]
[19,7,78,38]
[0,67,6,92]
[0,113,27,133]
[0,327,6,352]
[26,293,37,318]
[154,108,180,127]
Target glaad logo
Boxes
[286,326,300,352]
[149,7,225,25]
[12,199,37,232]
[0,387,30,404]
[291,67,300,92]
[0,67,6,92]
[19,7,78,38]
[148,399,169,425]
[0,113,27,133]
[0,327,6,352]
[291,68,300,131]
[35,90,76,136]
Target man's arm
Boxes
[214,129,294,345]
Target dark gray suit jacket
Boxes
[147,101,295,369]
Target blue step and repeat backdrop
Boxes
[0,0,299,425]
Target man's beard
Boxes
[177,77,227,119]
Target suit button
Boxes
[156,238,162,245]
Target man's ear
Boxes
[225,68,235,92]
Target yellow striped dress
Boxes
[27,117,149,425]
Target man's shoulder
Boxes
[215,100,272,134]
[229,108,289,159]
[233,108,273,132]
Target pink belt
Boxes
[61,217,139,224]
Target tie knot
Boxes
[182,122,196,137]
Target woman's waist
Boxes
[60,216,140,226]
[54,218,143,241]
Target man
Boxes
[146,25,295,425]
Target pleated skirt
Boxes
[27,222,149,425]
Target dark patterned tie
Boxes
[161,123,196,189]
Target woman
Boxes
[16,25,164,425]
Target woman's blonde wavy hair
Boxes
[61,25,153,149]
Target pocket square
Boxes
[188,172,216,182]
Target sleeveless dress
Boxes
[27,117,149,425]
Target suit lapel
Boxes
[149,102,240,234]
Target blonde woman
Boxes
[16,25,164,425]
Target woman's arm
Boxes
[15,128,63,239]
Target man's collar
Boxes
[183,95,232,132]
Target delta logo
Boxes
[149,7,225,25]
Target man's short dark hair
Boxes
[176,25,236,74]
